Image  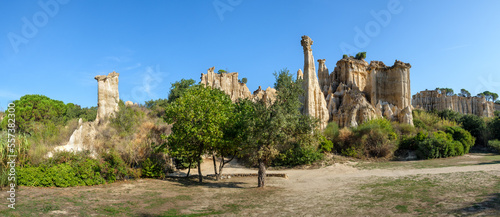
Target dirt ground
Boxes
[1,153,499,216]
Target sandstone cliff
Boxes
[412,90,495,117]
[495,103,500,112]
[200,67,276,104]
[300,36,330,129]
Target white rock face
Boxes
[324,57,413,127]
[49,72,120,157]
[300,36,330,129]
[412,90,495,117]
[200,67,277,104]
[95,72,120,124]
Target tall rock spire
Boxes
[300,35,329,129]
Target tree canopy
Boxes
[164,85,233,182]
[167,79,196,103]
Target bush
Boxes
[488,140,500,153]
[273,142,323,167]
[354,52,366,60]
[412,109,457,131]
[415,131,468,159]
[141,158,164,178]
[323,122,339,140]
[110,101,144,136]
[319,135,334,153]
[459,114,487,146]
[436,109,462,123]
[100,150,128,183]
[444,126,475,153]
[18,159,105,187]
[17,151,128,187]
[488,117,500,140]
[338,118,397,159]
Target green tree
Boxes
[1,94,67,133]
[436,87,454,96]
[354,52,366,60]
[488,116,500,140]
[241,69,316,187]
[240,77,248,84]
[167,79,196,103]
[459,114,487,146]
[164,85,233,183]
[458,89,471,97]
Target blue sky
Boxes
[1,0,500,109]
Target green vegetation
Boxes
[166,78,196,103]
[164,85,234,183]
[436,87,454,96]
[354,52,366,60]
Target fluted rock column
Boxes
[94,71,120,124]
[300,35,329,129]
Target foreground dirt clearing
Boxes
[1,154,499,216]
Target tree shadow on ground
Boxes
[165,175,247,189]
[477,160,500,165]
[454,193,500,215]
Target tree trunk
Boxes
[212,154,219,180]
[258,159,266,188]
[186,161,192,178]
[197,160,203,183]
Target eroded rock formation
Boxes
[95,72,120,124]
[300,36,330,129]
[200,67,277,104]
[304,36,413,127]
[495,103,500,112]
[50,72,121,156]
[199,36,414,129]
[412,90,495,117]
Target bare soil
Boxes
[1,153,499,216]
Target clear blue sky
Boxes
[1,0,500,109]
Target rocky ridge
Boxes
[412,90,495,117]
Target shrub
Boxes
[354,52,366,60]
[338,118,397,159]
[412,109,457,131]
[318,135,333,153]
[17,159,105,187]
[273,142,323,167]
[361,128,396,158]
[488,140,500,153]
[141,158,164,178]
[110,101,144,136]
[415,131,467,159]
[323,122,339,141]
[100,150,128,183]
[459,114,487,146]
[444,126,475,153]
[488,117,500,140]
[437,109,462,123]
